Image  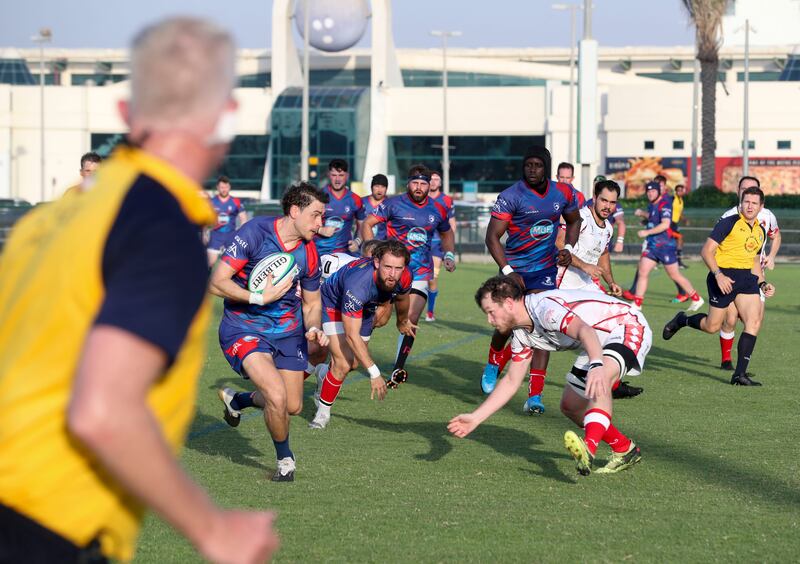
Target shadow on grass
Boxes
[647,344,729,384]
[337,414,574,484]
[186,411,269,471]
[428,318,492,336]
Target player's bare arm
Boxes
[394,293,417,337]
[440,228,457,272]
[613,215,627,253]
[561,317,609,400]
[342,315,387,400]
[360,215,380,242]
[638,217,670,239]
[69,326,280,562]
[598,251,621,295]
[559,208,581,266]
[765,230,781,270]
[373,301,394,329]
[485,217,525,284]
[302,288,329,347]
[701,238,734,294]
[752,255,775,298]
[209,260,293,304]
[448,353,530,438]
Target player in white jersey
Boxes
[716,176,781,370]
[449,277,652,476]
[556,180,623,294]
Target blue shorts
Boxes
[706,268,759,309]
[503,266,557,292]
[208,230,234,252]
[642,245,678,265]
[219,324,308,376]
[430,238,444,259]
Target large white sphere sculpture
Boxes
[294,0,370,52]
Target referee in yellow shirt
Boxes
[0,18,279,562]
[662,186,775,386]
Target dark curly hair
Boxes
[474,275,525,308]
[281,182,329,215]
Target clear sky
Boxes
[1,0,695,50]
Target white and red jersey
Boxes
[557,206,613,291]
[510,289,651,375]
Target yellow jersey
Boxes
[671,194,684,223]
[0,146,216,560]
[709,213,766,270]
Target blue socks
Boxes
[427,289,439,314]
[273,437,294,460]
[231,391,255,411]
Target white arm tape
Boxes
[501,265,514,275]
[367,364,381,380]
[249,292,264,306]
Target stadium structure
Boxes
[0,0,798,203]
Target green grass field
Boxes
[136,261,800,563]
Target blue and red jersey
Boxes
[314,185,365,255]
[210,195,245,234]
[491,179,579,271]
[362,196,387,240]
[429,191,455,248]
[646,196,676,248]
[220,216,320,337]
[372,193,451,281]
[321,257,412,320]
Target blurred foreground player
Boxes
[425,170,456,322]
[449,277,651,475]
[0,18,279,563]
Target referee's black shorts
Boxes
[706,267,759,309]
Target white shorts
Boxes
[411,280,429,296]
[556,266,605,293]
[565,313,652,399]
[321,322,371,342]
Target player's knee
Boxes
[287,398,303,416]
[262,387,288,412]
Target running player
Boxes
[426,169,456,322]
[630,181,704,312]
[482,146,581,413]
[315,159,365,256]
[360,164,456,384]
[717,176,780,370]
[362,173,389,241]
[309,240,415,429]
[663,186,775,386]
[206,175,247,267]
[211,182,330,482]
[449,276,651,476]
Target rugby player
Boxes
[425,169,457,322]
[315,159,365,256]
[212,182,330,481]
[362,173,389,241]
[481,146,581,413]
[206,174,247,267]
[629,181,704,311]
[664,186,775,385]
[361,164,456,385]
[586,174,627,253]
[309,240,414,429]
[449,276,651,476]
[0,18,279,562]
[717,176,780,370]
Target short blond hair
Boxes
[129,17,235,127]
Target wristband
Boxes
[563,244,574,253]
[501,265,514,275]
[308,326,322,335]
[712,269,722,277]
[444,251,455,261]
[353,236,363,246]
[367,364,381,380]
[589,359,604,370]
[616,237,624,243]
[758,281,768,290]
[249,292,264,306]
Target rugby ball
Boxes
[248,253,300,293]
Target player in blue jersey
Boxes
[362,174,389,240]
[361,164,456,385]
[482,146,581,412]
[629,181,703,312]
[309,240,415,429]
[206,175,247,267]
[314,159,366,256]
[425,170,457,323]
[210,182,330,482]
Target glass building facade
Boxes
[270,86,370,198]
[389,135,545,194]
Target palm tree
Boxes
[682,0,728,188]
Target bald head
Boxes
[129,17,235,130]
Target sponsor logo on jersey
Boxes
[407,227,429,248]
[529,220,555,241]
[324,216,345,232]
[428,214,436,223]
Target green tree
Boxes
[682,0,729,188]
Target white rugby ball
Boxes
[248,252,299,293]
